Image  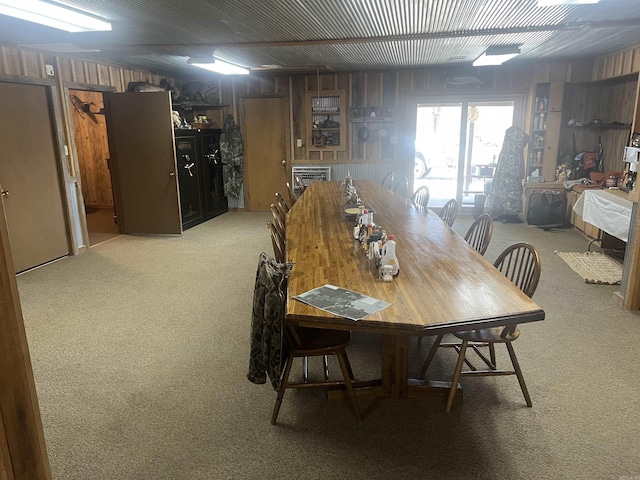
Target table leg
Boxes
[381,334,409,398]
[328,333,462,403]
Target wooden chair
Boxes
[272,325,361,424]
[285,182,297,206]
[464,213,493,256]
[420,243,541,412]
[267,221,286,263]
[438,199,458,227]
[393,177,409,197]
[270,203,286,240]
[380,171,395,189]
[411,186,430,211]
[294,175,307,196]
[275,192,290,214]
[268,219,330,387]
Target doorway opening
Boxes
[69,89,119,246]
[414,97,520,210]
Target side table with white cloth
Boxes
[573,188,636,301]
[573,188,633,243]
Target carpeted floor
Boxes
[15,211,640,480]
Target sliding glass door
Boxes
[413,96,522,209]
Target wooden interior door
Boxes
[104,92,182,234]
[0,82,69,273]
[0,171,52,480]
[241,97,289,211]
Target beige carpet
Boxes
[14,212,640,480]
[556,251,623,284]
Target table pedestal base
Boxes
[327,378,462,403]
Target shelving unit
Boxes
[305,90,346,152]
[172,102,228,129]
[559,75,637,175]
[526,82,564,182]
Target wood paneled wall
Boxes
[592,44,640,139]
[593,44,640,82]
[559,75,638,172]
[0,45,164,92]
[288,66,539,164]
[69,90,113,207]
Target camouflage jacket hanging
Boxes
[219,114,244,199]
[247,253,294,391]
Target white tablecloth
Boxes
[573,189,633,242]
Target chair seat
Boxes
[454,326,520,343]
[291,327,351,353]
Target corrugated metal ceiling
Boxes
[1,0,639,76]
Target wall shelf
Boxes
[526,82,564,182]
[566,123,631,130]
[306,89,346,152]
[173,102,227,109]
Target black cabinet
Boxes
[174,129,227,229]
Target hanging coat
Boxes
[489,125,529,221]
[247,252,294,391]
[219,114,244,199]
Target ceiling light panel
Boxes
[0,0,112,32]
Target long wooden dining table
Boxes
[285,180,545,400]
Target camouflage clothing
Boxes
[490,125,529,221]
[247,253,294,391]
[220,114,244,199]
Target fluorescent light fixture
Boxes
[538,0,599,5]
[473,45,521,67]
[187,56,250,75]
[0,0,112,32]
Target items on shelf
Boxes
[310,94,342,147]
[535,94,549,112]
[349,106,396,123]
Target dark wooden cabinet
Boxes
[174,129,228,229]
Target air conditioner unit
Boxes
[292,166,331,193]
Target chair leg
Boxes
[341,352,355,380]
[323,355,329,381]
[271,354,294,425]
[302,356,309,383]
[420,334,444,379]
[446,339,468,413]
[336,350,361,421]
[489,343,496,368]
[505,342,532,407]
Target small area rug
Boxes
[555,251,623,285]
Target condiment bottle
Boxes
[380,235,399,281]
[358,209,369,227]
[344,170,353,194]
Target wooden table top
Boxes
[286,181,545,335]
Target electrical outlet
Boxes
[45,64,55,76]
[390,136,398,144]
[296,138,302,148]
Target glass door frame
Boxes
[408,94,525,213]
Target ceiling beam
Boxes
[91,19,640,52]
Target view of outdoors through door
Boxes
[414,100,515,209]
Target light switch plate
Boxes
[45,64,55,76]
[296,138,302,148]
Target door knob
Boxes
[169,172,175,177]
[1,189,9,196]
[281,159,286,166]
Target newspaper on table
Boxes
[293,284,391,321]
